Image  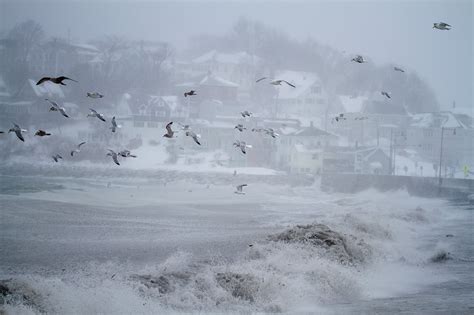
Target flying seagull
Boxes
[381,91,391,99]
[332,113,347,123]
[36,76,78,86]
[255,77,267,83]
[87,92,104,99]
[46,99,69,118]
[163,122,175,138]
[185,131,201,145]
[118,150,137,158]
[394,66,405,73]
[106,149,120,165]
[35,130,51,137]
[52,154,63,163]
[110,116,121,132]
[251,128,266,133]
[233,140,252,154]
[241,110,252,118]
[234,184,247,195]
[265,128,279,138]
[8,123,26,142]
[87,108,106,122]
[234,124,246,132]
[71,142,86,156]
[184,90,197,97]
[270,80,296,88]
[351,55,365,63]
[433,22,451,30]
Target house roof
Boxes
[193,50,260,65]
[28,79,64,98]
[199,73,239,88]
[410,111,469,129]
[274,70,321,99]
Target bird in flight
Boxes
[381,91,391,99]
[184,90,197,97]
[433,22,451,30]
[332,113,347,123]
[234,184,247,195]
[351,55,365,63]
[255,77,267,83]
[118,150,137,158]
[241,110,252,118]
[393,66,405,73]
[185,131,201,145]
[52,154,63,163]
[163,122,175,138]
[46,99,69,118]
[264,128,279,138]
[106,149,120,165]
[87,108,106,122]
[87,92,104,99]
[35,130,51,137]
[36,76,78,86]
[270,80,295,88]
[233,140,252,154]
[234,124,246,132]
[9,123,26,142]
[71,142,86,156]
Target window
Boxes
[423,129,433,137]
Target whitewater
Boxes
[0,174,472,314]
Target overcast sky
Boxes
[1,0,472,114]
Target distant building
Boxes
[323,146,391,175]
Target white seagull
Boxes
[163,122,175,138]
[270,79,296,88]
[433,22,451,30]
[52,154,63,162]
[118,150,137,158]
[87,92,104,99]
[185,130,201,145]
[106,149,120,165]
[71,142,86,156]
[8,123,26,142]
[233,140,252,154]
[46,99,69,118]
[265,128,279,138]
[110,116,121,132]
[234,124,246,132]
[234,184,247,195]
[87,108,106,122]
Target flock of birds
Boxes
[0,21,451,194]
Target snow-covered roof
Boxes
[193,50,260,65]
[410,111,469,129]
[275,70,321,99]
[339,95,368,113]
[28,79,64,98]
[199,74,239,88]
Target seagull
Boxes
[52,154,63,162]
[71,142,86,156]
[241,110,252,118]
[265,128,279,138]
[433,22,451,30]
[8,123,26,142]
[394,66,405,73]
[185,131,201,145]
[110,116,121,132]
[35,130,51,136]
[354,116,369,121]
[87,108,106,122]
[106,149,120,165]
[184,90,197,97]
[351,55,365,63]
[234,184,247,195]
[163,122,175,138]
[234,124,246,132]
[255,77,267,83]
[270,80,296,88]
[233,140,252,154]
[251,128,266,133]
[332,113,347,123]
[118,150,137,158]
[36,76,78,86]
[46,99,69,118]
[87,92,104,99]
[381,91,391,99]
[178,123,191,131]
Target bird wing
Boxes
[45,99,59,108]
[98,115,106,122]
[59,76,78,83]
[440,22,451,27]
[282,80,296,88]
[15,129,24,142]
[255,77,267,83]
[237,184,247,192]
[111,117,117,127]
[89,108,98,115]
[110,153,120,165]
[59,107,69,118]
[36,77,50,85]
[77,142,86,149]
[166,122,173,134]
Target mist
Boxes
[0,0,473,314]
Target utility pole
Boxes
[389,128,393,175]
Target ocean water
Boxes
[0,175,472,314]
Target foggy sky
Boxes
[0,0,472,114]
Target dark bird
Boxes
[270,80,296,88]
[234,184,247,195]
[163,122,175,138]
[433,22,451,30]
[8,123,26,142]
[110,116,121,132]
[118,150,137,158]
[233,140,251,154]
[241,110,252,118]
[71,142,86,156]
[184,90,197,97]
[87,108,106,122]
[185,131,201,145]
[394,66,405,73]
[87,92,104,99]
[106,149,120,165]
[52,154,63,163]
[255,77,267,83]
[381,91,391,99]
[0,131,4,134]
[46,99,69,118]
[351,55,365,63]
[332,113,347,123]
[235,124,246,132]
[36,76,78,86]
[35,130,51,137]
[264,128,279,138]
